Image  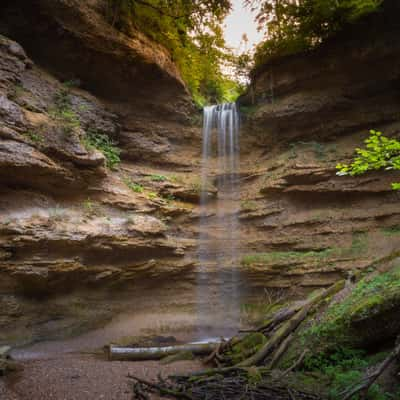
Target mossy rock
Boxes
[293,266,400,359]
[228,333,267,364]
[279,266,400,369]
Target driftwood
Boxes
[238,280,345,367]
[340,337,400,400]
[109,342,219,361]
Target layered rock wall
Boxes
[237,0,400,292]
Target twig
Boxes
[278,349,309,379]
[128,374,194,400]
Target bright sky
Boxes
[223,0,265,53]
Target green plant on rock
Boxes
[50,86,81,134]
[162,193,176,203]
[304,265,400,348]
[381,225,400,236]
[23,130,43,144]
[147,191,158,200]
[242,249,334,266]
[83,129,121,170]
[123,177,144,193]
[337,130,400,190]
[149,174,167,182]
[83,198,96,216]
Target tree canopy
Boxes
[106,0,244,106]
[105,1,384,104]
[246,0,383,67]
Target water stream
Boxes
[197,103,241,338]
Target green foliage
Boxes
[23,130,43,144]
[106,0,244,105]
[123,177,144,193]
[147,191,158,200]
[242,233,367,268]
[305,265,400,345]
[249,0,382,66]
[241,249,335,266]
[227,333,267,364]
[149,174,167,182]
[302,347,392,399]
[50,87,81,134]
[82,129,121,170]
[83,198,96,216]
[162,193,176,203]
[381,225,400,236]
[337,130,400,189]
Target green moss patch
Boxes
[305,265,400,349]
[227,333,267,364]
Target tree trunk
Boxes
[108,342,219,361]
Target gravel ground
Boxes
[1,354,202,400]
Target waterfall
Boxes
[197,103,241,338]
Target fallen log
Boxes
[268,333,294,369]
[109,341,220,361]
[238,280,345,367]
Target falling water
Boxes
[197,103,241,338]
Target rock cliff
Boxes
[1,0,400,347]
[237,0,400,292]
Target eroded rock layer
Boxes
[237,0,400,292]
[1,0,400,346]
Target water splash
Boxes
[197,103,241,338]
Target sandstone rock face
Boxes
[0,0,193,119]
[0,30,200,345]
[236,1,400,292]
[1,0,400,347]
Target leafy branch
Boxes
[336,130,400,190]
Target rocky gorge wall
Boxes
[1,0,400,348]
[237,0,400,292]
[0,0,207,346]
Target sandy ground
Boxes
[0,311,208,400]
[1,355,201,400]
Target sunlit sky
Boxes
[223,0,265,53]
